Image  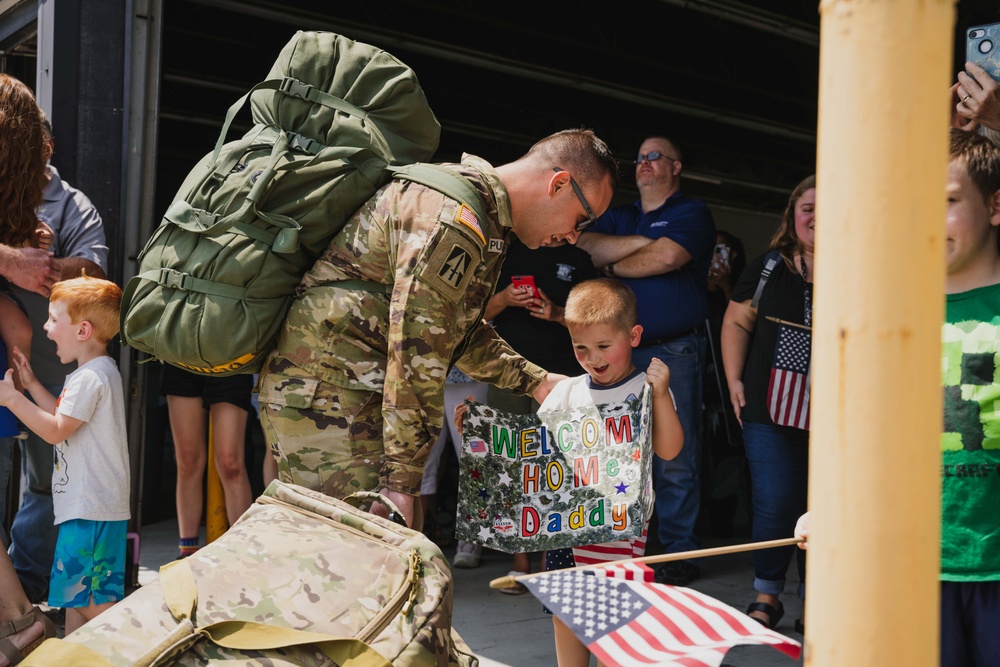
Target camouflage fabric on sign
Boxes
[455,386,653,554]
[259,155,547,496]
[24,482,477,667]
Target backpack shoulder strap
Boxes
[387,163,489,228]
[320,164,491,296]
[749,250,783,310]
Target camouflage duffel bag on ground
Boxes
[24,481,477,667]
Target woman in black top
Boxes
[721,175,815,633]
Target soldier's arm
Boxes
[453,322,546,394]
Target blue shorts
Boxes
[48,519,127,608]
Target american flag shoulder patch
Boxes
[455,204,485,245]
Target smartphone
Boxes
[712,244,731,271]
[967,23,1000,81]
[510,275,538,298]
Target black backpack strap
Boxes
[749,250,783,310]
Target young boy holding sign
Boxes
[538,277,684,667]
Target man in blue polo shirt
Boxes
[577,135,715,585]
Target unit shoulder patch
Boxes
[420,232,480,302]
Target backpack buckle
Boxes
[159,268,194,291]
[279,77,314,101]
[288,132,322,155]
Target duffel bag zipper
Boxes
[255,495,422,643]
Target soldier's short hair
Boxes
[524,128,620,194]
[563,278,637,333]
[50,274,123,344]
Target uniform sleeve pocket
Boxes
[259,373,320,410]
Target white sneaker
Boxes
[453,540,482,568]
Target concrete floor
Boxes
[132,518,804,667]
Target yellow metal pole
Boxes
[808,2,953,664]
[205,419,228,543]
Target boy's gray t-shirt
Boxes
[53,355,130,524]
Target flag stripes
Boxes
[525,563,801,667]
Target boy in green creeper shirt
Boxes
[937,128,1000,667]
[796,129,1000,665]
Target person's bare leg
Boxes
[64,599,114,634]
[513,552,531,574]
[208,402,252,525]
[553,616,592,667]
[168,395,208,544]
[0,550,44,666]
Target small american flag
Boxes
[525,563,801,667]
[456,204,485,244]
[468,438,487,453]
[767,323,811,430]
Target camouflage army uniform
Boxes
[259,154,547,503]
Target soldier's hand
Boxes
[371,488,418,529]
[532,372,569,404]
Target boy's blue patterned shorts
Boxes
[48,518,127,608]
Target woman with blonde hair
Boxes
[720,174,816,634]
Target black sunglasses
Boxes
[633,151,678,164]
[552,167,598,232]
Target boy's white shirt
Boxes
[538,369,676,412]
[52,355,130,524]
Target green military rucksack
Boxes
[121,31,460,375]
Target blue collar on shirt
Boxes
[630,190,686,215]
[586,367,643,390]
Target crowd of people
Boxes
[0,46,997,667]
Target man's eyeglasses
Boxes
[634,151,678,165]
[553,167,598,232]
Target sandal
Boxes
[0,607,57,666]
[497,570,528,596]
[745,600,784,630]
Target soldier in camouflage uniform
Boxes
[258,129,618,527]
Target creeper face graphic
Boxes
[942,321,1000,452]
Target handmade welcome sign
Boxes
[455,386,653,553]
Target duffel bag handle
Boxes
[344,491,408,527]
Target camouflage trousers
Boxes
[258,356,383,501]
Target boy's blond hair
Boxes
[49,275,122,344]
[563,278,638,332]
